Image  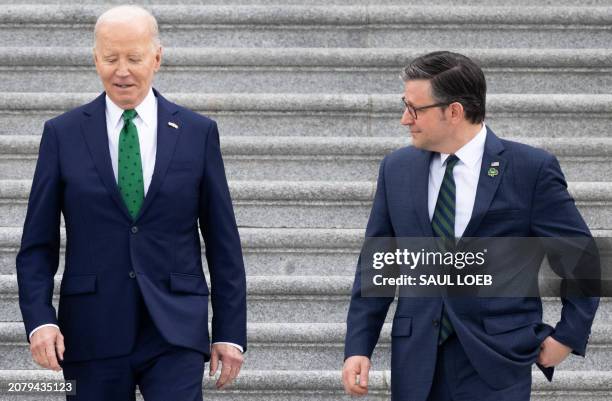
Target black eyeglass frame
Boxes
[401,97,452,120]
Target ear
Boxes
[93,48,100,71]
[154,46,163,72]
[448,102,465,124]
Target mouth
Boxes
[114,84,135,89]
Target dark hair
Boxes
[401,51,486,124]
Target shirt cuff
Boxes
[212,342,244,353]
[29,324,60,340]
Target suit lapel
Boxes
[407,149,435,236]
[134,90,180,221]
[81,93,133,221]
[462,128,507,237]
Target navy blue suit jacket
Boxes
[345,128,599,400]
[16,89,247,363]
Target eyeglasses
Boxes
[401,97,450,120]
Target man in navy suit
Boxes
[342,51,599,400]
[16,5,246,400]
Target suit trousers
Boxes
[62,290,205,401]
[425,335,531,401]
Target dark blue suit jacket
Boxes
[345,128,599,400]
[16,89,247,363]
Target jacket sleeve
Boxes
[199,121,247,351]
[16,121,63,341]
[530,153,599,356]
[344,156,395,359]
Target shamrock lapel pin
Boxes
[488,161,499,178]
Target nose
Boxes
[115,59,130,78]
[400,108,414,126]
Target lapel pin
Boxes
[491,161,499,167]
[487,167,499,178]
[168,122,179,129]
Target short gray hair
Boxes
[94,5,160,49]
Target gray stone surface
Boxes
[1,135,611,182]
[0,369,611,401]
[4,47,612,68]
[1,180,612,228]
[1,0,611,4]
[1,48,611,93]
[6,67,611,94]
[1,6,612,48]
[1,274,612,323]
[1,322,611,371]
[0,93,610,140]
[0,0,609,4]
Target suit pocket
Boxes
[170,272,209,295]
[60,274,97,296]
[483,313,541,335]
[391,316,412,337]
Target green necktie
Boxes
[431,154,459,345]
[118,109,144,219]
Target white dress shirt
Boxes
[428,123,487,238]
[30,89,242,353]
[105,88,157,194]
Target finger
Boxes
[45,343,60,371]
[342,367,352,393]
[343,362,367,396]
[226,365,239,387]
[234,362,242,380]
[209,350,219,377]
[358,358,370,388]
[56,334,65,361]
[216,360,233,389]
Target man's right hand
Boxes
[30,326,64,371]
[342,355,371,396]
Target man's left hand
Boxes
[209,343,244,389]
[537,336,572,368]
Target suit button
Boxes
[128,271,136,279]
[131,226,138,234]
[432,319,440,327]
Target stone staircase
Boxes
[0,3,611,401]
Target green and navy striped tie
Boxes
[118,109,144,219]
[431,154,459,345]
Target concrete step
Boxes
[1,322,611,371]
[1,274,611,324]
[1,6,611,48]
[2,135,611,182]
[0,180,611,229]
[1,93,610,139]
[1,48,611,94]
[0,369,611,401]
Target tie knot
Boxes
[445,154,459,170]
[122,109,137,123]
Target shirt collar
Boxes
[440,123,487,168]
[105,88,156,129]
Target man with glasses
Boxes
[342,51,598,400]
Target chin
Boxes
[113,96,137,109]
